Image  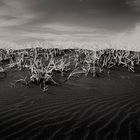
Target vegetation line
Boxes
[0,48,140,92]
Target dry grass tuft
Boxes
[0,47,140,92]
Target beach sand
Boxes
[0,67,140,140]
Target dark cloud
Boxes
[25,0,140,15]
[27,0,130,12]
[21,0,140,31]
[127,0,140,11]
[1,0,140,30]
[0,0,140,44]
[0,0,5,6]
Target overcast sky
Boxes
[0,0,140,49]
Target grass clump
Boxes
[0,47,140,92]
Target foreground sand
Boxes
[0,67,140,140]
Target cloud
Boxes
[0,0,139,52]
[0,0,35,22]
[127,0,140,11]
[0,0,35,42]
[112,23,140,51]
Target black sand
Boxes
[0,67,140,140]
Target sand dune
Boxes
[0,68,140,140]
